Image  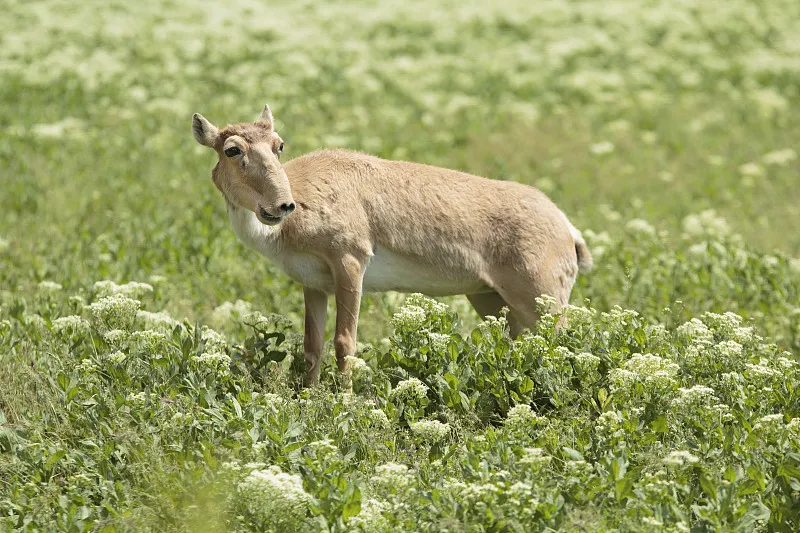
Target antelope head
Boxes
[192,105,295,226]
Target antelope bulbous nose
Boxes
[280,202,296,215]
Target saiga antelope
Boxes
[192,105,592,385]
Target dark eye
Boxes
[278,142,284,153]
[224,146,242,157]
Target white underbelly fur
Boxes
[362,247,488,295]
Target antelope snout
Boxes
[280,202,296,215]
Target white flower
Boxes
[682,210,730,239]
[211,299,253,328]
[129,330,168,351]
[672,385,718,409]
[563,306,595,328]
[624,353,680,379]
[663,450,700,467]
[714,340,742,361]
[428,332,451,352]
[572,352,601,375]
[87,294,140,332]
[369,408,390,429]
[238,466,312,528]
[745,362,780,381]
[137,310,178,330]
[762,148,797,166]
[344,355,367,370]
[410,419,450,443]
[191,351,231,374]
[94,280,153,299]
[372,462,415,492]
[390,378,428,404]
[51,315,90,337]
[348,498,389,530]
[103,329,129,347]
[677,318,713,343]
[78,358,98,374]
[104,350,127,364]
[391,304,426,331]
[201,326,228,353]
[589,141,615,155]
[126,391,149,406]
[37,280,62,293]
[625,218,656,237]
[518,447,552,469]
[738,162,764,178]
[306,439,339,459]
[405,293,449,317]
[504,404,546,432]
[753,414,787,442]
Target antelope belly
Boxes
[362,246,487,295]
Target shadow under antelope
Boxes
[191,105,592,386]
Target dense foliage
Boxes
[1,0,800,531]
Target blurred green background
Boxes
[1,0,799,339]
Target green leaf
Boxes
[232,397,242,418]
[633,327,646,347]
[45,449,67,468]
[650,415,668,433]
[735,502,770,533]
[519,376,534,394]
[66,387,80,402]
[615,476,635,502]
[777,461,800,480]
[698,473,717,500]
[562,447,584,461]
[342,485,362,520]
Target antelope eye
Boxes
[278,142,284,153]
[224,146,242,157]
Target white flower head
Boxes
[762,148,797,167]
[390,377,428,404]
[94,280,153,299]
[428,332,451,352]
[87,294,140,332]
[372,462,415,492]
[238,466,312,528]
[391,304,426,331]
[37,280,63,293]
[51,315,90,337]
[369,408,391,429]
[663,450,700,467]
[137,310,178,331]
[191,351,232,375]
[410,419,450,444]
[504,404,546,432]
[672,385,718,410]
[211,299,253,328]
[682,210,730,239]
[590,141,615,155]
[625,218,656,237]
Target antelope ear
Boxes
[255,104,274,131]
[192,113,219,147]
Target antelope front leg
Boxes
[303,287,328,386]
[333,255,365,389]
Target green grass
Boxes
[1,0,800,531]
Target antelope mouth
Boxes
[257,206,283,225]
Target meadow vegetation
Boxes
[1,0,800,531]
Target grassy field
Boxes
[1,0,800,531]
